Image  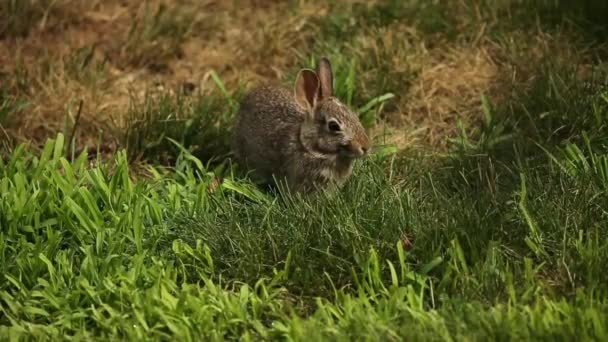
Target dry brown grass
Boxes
[390,45,500,149]
[363,20,598,150]
[0,0,324,151]
[352,20,503,150]
[0,0,602,156]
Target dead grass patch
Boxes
[350,21,501,150]
[369,22,601,151]
[0,0,605,159]
[0,0,322,151]
[395,45,500,149]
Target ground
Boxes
[1,0,608,340]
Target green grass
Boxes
[2,61,608,338]
[3,0,608,340]
[0,91,28,152]
[122,82,241,165]
[0,91,27,126]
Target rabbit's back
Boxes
[233,85,304,182]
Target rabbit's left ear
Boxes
[316,57,334,99]
[294,69,320,112]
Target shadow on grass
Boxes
[526,0,608,44]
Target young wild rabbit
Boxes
[232,57,372,193]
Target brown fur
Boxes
[232,58,371,193]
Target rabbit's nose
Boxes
[354,145,367,157]
[342,142,367,158]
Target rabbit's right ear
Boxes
[294,69,320,112]
[316,57,333,98]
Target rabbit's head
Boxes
[295,58,372,159]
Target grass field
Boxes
[2,0,608,340]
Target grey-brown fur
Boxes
[232,58,371,193]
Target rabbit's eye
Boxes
[327,119,342,133]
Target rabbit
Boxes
[232,57,372,193]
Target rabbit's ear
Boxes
[317,57,334,98]
[294,69,320,111]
